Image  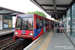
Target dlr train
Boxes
[13,14,53,41]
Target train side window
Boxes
[45,20,47,26]
[48,21,49,25]
[42,19,43,27]
[43,19,45,27]
[45,20,46,26]
[46,20,48,26]
[40,19,42,28]
[48,20,49,25]
[49,21,50,25]
[36,18,40,29]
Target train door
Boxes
[48,20,49,30]
[49,21,50,29]
[43,19,46,33]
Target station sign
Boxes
[3,17,12,19]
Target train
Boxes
[13,14,53,41]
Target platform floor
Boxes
[25,30,75,50]
[0,29,14,36]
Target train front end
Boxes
[13,14,33,41]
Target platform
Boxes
[0,29,14,36]
[24,30,75,50]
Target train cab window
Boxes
[21,18,33,30]
[16,14,33,30]
[36,18,40,29]
[21,18,28,30]
[40,19,43,28]
[28,18,33,30]
[16,17,21,30]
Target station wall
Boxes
[3,15,12,29]
[12,16,16,28]
[0,15,3,30]
[0,15,14,30]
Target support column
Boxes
[66,13,68,33]
[70,7,72,36]
[72,3,75,38]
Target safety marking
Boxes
[31,32,49,50]
[39,32,53,50]
[23,32,48,50]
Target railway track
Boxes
[0,37,13,46]
[0,33,32,50]
[0,32,13,41]
[14,39,32,50]
[0,39,19,50]
[0,38,32,50]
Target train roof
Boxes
[17,14,54,21]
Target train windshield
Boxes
[15,14,33,30]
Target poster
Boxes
[4,19,8,28]
[8,20,12,27]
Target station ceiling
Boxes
[31,0,75,19]
[0,7,25,16]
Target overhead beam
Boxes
[53,15,62,16]
[41,4,69,8]
[52,0,57,18]
[51,15,62,19]
[34,0,50,16]
[47,11,64,13]
[0,11,17,15]
[47,11,65,13]
[0,13,13,16]
[0,7,25,14]
[49,13,64,15]
[46,9,65,12]
[52,0,56,12]
[52,15,63,18]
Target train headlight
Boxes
[29,33,33,36]
[15,32,18,35]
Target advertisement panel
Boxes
[8,20,12,27]
[0,15,3,30]
[4,19,8,28]
[3,16,12,29]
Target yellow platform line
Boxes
[31,32,49,50]
[39,32,53,50]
